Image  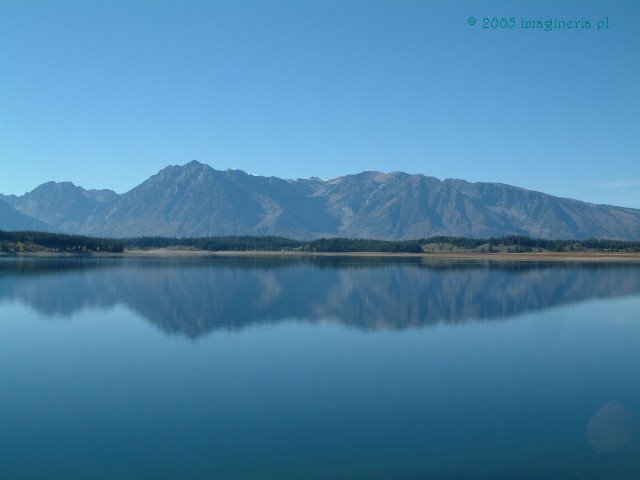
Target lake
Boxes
[1,256,639,479]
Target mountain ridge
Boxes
[2,161,639,240]
[0,199,54,232]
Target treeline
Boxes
[425,234,640,252]
[303,238,423,253]
[127,236,424,253]
[126,234,640,253]
[126,235,302,251]
[2,230,640,254]
[0,230,124,253]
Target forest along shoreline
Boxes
[2,230,640,262]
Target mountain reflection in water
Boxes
[2,257,639,338]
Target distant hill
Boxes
[2,161,639,240]
[0,199,53,232]
[1,182,117,232]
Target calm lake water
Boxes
[1,256,639,479]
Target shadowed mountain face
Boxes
[1,182,117,232]
[82,162,340,238]
[3,161,640,239]
[0,199,53,232]
[2,257,639,338]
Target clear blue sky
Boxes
[1,0,639,207]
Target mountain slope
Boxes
[3,182,118,232]
[3,161,640,240]
[315,172,640,240]
[0,199,53,232]
[82,161,340,238]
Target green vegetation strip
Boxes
[2,230,640,254]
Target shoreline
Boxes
[3,248,640,262]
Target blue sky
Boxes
[1,0,639,207]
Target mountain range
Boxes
[2,160,639,240]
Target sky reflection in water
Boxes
[1,257,639,479]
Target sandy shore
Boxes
[5,248,640,263]
[4,248,640,262]
[183,250,640,262]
